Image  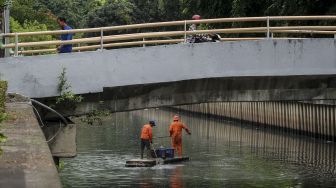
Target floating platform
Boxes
[125,159,157,167]
[125,157,190,167]
[162,157,190,164]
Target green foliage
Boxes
[56,67,83,106]
[0,131,6,155]
[0,132,7,143]
[56,159,65,171]
[57,67,71,94]
[0,81,7,114]
[80,110,111,125]
[39,0,106,29]
[6,0,336,41]
[11,0,56,29]
[10,17,54,51]
[7,0,336,31]
[87,0,137,29]
[0,113,7,123]
[0,81,7,155]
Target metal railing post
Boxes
[266,16,270,39]
[334,34,336,39]
[100,28,104,51]
[184,20,187,43]
[143,38,146,47]
[14,33,19,56]
[4,6,10,57]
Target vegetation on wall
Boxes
[0,81,7,114]
[55,67,83,108]
[0,80,8,155]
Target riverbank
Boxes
[0,101,62,188]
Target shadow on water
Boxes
[60,107,336,188]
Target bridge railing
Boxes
[1,15,336,56]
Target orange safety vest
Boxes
[140,124,153,141]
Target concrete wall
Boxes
[1,102,62,188]
[0,39,335,98]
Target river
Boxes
[60,108,336,188]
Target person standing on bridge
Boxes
[140,121,156,159]
[169,115,191,157]
[189,14,201,31]
[57,17,73,53]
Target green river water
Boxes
[60,108,336,188]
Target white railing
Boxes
[1,15,336,56]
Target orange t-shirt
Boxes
[169,122,190,138]
[140,124,152,141]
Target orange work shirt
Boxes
[169,122,190,139]
[140,124,153,141]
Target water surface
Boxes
[60,108,336,188]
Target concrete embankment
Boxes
[0,102,62,188]
[171,101,336,141]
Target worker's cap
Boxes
[192,15,201,20]
[149,120,156,126]
[173,115,180,121]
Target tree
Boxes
[10,17,53,51]
[10,0,55,29]
[39,0,106,29]
[86,0,137,29]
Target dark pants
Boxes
[141,139,151,159]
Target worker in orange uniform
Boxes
[169,115,191,157]
[140,121,156,159]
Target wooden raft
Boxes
[125,157,190,167]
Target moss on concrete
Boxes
[0,81,7,114]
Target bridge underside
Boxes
[37,75,336,116]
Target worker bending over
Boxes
[140,121,156,159]
[169,115,191,157]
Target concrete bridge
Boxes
[0,39,336,113]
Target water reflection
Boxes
[60,108,336,188]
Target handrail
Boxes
[3,26,336,49]
[1,15,335,56]
[1,15,336,37]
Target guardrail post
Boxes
[266,16,270,39]
[334,34,336,39]
[184,20,187,43]
[100,28,104,51]
[143,38,146,47]
[14,33,19,56]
